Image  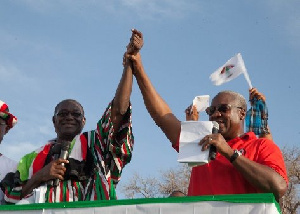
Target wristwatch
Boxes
[230,149,242,163]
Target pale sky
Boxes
[0,0,299,199]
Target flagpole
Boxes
[238,53,253,89]
[243,70,253,89]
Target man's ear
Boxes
[82,117,86,126]
[52,116,56,125]
[240,109,246,120]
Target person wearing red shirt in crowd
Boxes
[126,30,288,202]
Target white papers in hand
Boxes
[178,121,213,167]
[192,95,210,112]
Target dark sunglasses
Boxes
[205,104,244,116]
[55,111,83,118]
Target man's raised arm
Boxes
[127,31,181,146]
[111,29,143,134]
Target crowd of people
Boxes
[0,29,288,206]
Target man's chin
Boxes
[59,132,78,141]
[57,128,83,140]
[218,127,226,134]
[219,129,230,138]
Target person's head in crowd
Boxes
[0,100,17,143]
[169,190,186,197]
[52,99,86,142]
[206,91,247,141]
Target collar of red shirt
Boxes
[227,132,257,147]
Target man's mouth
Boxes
[215,120,224,125]
[62,123,76,127]
[215,120,225,130]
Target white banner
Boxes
[0,194,281,214]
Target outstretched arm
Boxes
[111,29,143,135]
[127,34,181,146]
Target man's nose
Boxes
[65,112,75,119]
[211,110,222,118]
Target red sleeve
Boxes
[172,132,181,153]
[257,139,288,185]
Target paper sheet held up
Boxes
[178,121,213,167]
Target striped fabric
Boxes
[245,98,269,135]
[2,102,133,203]
[0,155,18,205]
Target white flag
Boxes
[210,53,250,86]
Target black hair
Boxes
[54,99,85,116]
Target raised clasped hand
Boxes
[126,29,143,54]
[123,29,144,66]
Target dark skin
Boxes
[186,88,273,139]
[0,118,8,143]
[249,87,265,102]
[21,101,83,197]
[127,31,287,201]
[127,47,181,145]
[185,105,199,121]
[20,29,143,198]
[199,94,245,156]
[169,190,186,197]
[199,94,286,201]
[0,118,14,157]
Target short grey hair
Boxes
[213,90,247,110]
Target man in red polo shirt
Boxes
[126,30,288,202]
